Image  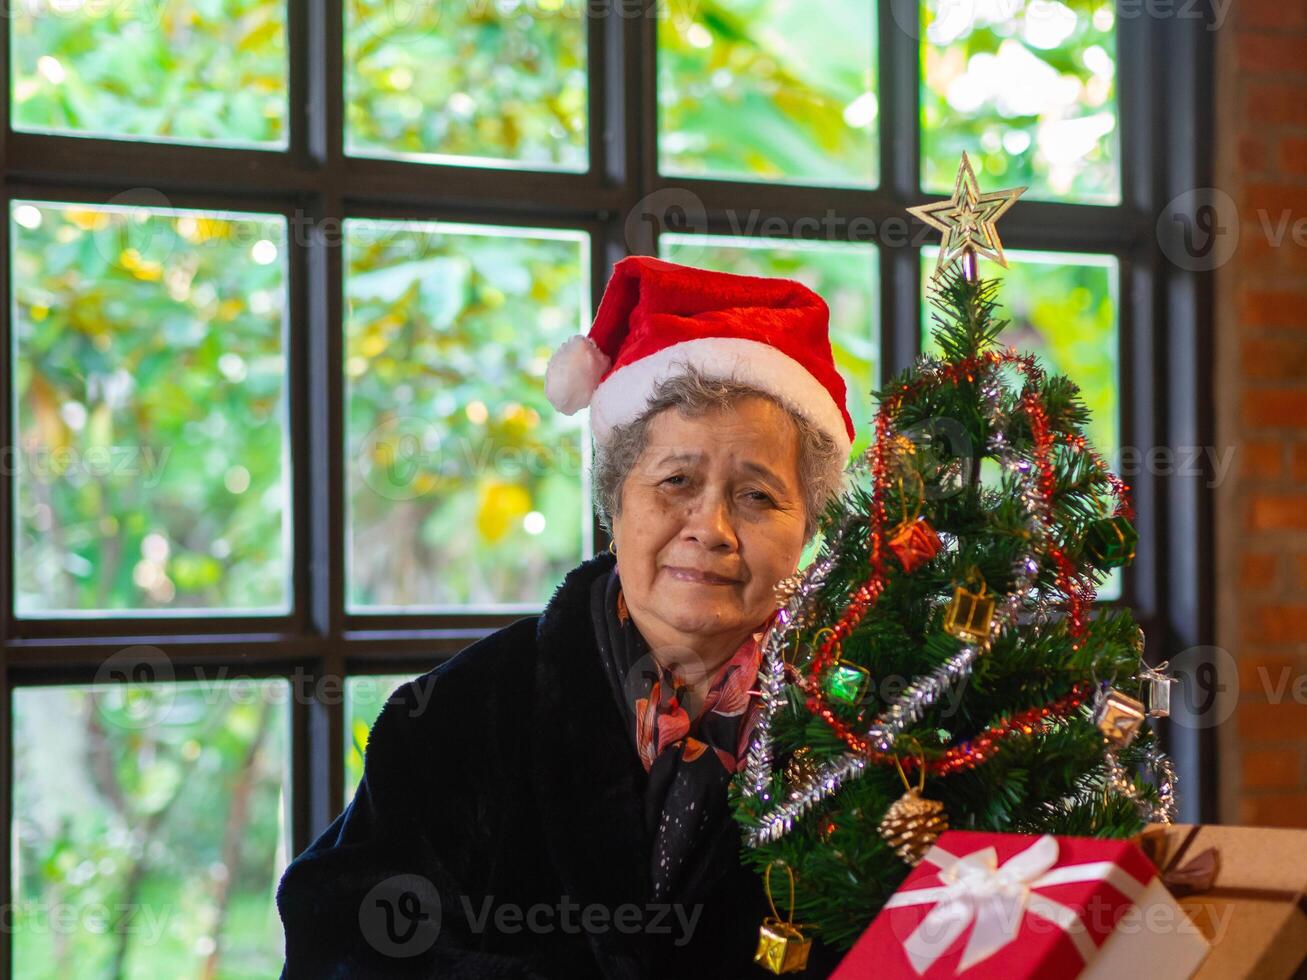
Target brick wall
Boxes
[1216,0,1307,826]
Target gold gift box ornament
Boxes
[754,860,812,974]
[756,918,811,974]
[942,569,996,647]
[1094,687,1147,748]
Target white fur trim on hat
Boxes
[587,337,853,461]
[544,334,612,415]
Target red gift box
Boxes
[833,830,1210,979]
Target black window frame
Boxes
[0,3,1216,970]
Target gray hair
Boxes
[593,363,847,546]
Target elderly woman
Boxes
[276,256,856,978]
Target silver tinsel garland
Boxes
[738,348,1179,847]
[749,754,868,846]
[1104,742,1179,823]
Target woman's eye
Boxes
[746,490,774,504]
[661,475,687,486]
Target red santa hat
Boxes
[544,255,856,460]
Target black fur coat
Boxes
[276,550,843,978]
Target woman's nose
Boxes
[683,491,737,550]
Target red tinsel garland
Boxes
[892,681,1093,777]
[799,347,1132,771]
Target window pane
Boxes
[345,674,410,801]
[12,679,290,977]
[12,202,291,616]
[921,0,1118,204]
[658,0,878,188]
[921,247,1122,598]
[659,234,878,567]
[345,0,587,170]
[11,0,287,147]
[345,220,590,611]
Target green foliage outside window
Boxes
[13,683,288,979]
[11,0,287,146]
[13,203,290,615]
[345,221,591,610]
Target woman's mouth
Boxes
[665,565,739,585]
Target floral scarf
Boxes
[590,560,775,902]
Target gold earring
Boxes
[608,539,617,555]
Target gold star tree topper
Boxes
[908,152,1026,283]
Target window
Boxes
[0,0,1214,971]
[13,202,291,616]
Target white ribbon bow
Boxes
[883,834,1146,975]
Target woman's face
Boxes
[610,396,807,659]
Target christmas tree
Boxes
[731,154,1177,955]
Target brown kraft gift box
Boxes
[1136,823,1307,980]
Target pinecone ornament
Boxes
[879,755,950,866]
[784,748,820,800]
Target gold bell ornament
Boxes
[754,860,812,975]
[878,747,950,866]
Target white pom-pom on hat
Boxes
[544,334,612,414]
